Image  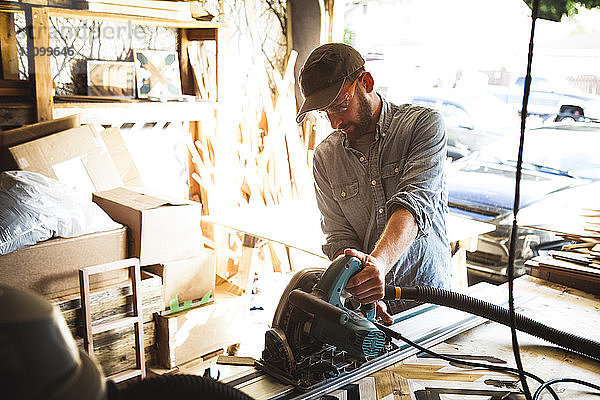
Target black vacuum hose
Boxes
[390,286,600,361]
[107,374,254,400]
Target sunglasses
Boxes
[318,72,366,117]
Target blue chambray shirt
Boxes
[312,95,452,313]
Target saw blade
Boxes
[276,270,321,353]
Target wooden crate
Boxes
[155,289,249,369]
[53,270,164,376]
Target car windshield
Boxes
[477,123,600,180]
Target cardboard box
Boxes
[8,124,123,194]
[144,249,216,311]
[92,187,202,266]
[0,227,128,299]
[0,115,81,171]
[155,289,249,368]
[98,127,144,189]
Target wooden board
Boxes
[0,13,19,80]
[75,1,192,21]
[527,257,600,295]
[0,114,80,170]
[25,7,52,122]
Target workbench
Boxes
[360,276,600,400]
[169,275,599,399]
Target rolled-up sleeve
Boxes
[313,153,362,260]
[386,110,447,239]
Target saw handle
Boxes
[354,286,398,319]
[289,289,349,325]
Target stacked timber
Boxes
[187,49,325,283]
[525,209,600,295]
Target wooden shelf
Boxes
[53,100,217,123]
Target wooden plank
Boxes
[44,6,222,27]
[186,27,218,41]
[215,26,227,101]
[0,102,34,127]
[217,355,256,366]
[82,258,139,275]
[79,269,94,354]
[92,316,138,334]
[130,259,146,378]
[80,0,190,12]
[0,114,80,147]
[25,7,52,122]
[54,95,135,103]
[179,29,195,96]
[527,256,600,295]
[0,114,80,171]
[0,12,19,80]
[74,2,192,21]
[107,369,142,383]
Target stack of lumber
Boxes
[525,209,600,295]
[187,49,319,283]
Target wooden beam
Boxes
[0,113,80,147]
[215,26,227,102]
[25,6,52,122]
[0,103,34,127]
[45,7,223,28]
[186,27,217,41]
[0,79,29,96]
[179,29,195,96]
[0,13,20,80]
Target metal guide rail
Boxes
[222,282,516,400]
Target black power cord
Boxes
[509,0,539,398]
[372,320,560,400]
[533,378,600,400]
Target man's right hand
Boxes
[343,248,393,324]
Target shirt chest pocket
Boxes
[332,181,359,202]
[381,162,402,197]
[382,162,401,179]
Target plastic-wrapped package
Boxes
[0,171,121,256]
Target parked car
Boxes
[403,89,520,158]
[448,122,600,284]
[489,76,600,121]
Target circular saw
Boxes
[257,255,395,391]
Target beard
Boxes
[344,90,373,140]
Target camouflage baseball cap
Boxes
[296,43,365,123]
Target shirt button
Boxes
[382,133,386,137]
[359,156,365,162]
[378,208,384,214]
[341,191,346,197]
[371,180,376,186]
[394,167,399,173]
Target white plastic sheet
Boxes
[0,171,120,255]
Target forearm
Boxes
[370,207,418,275]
